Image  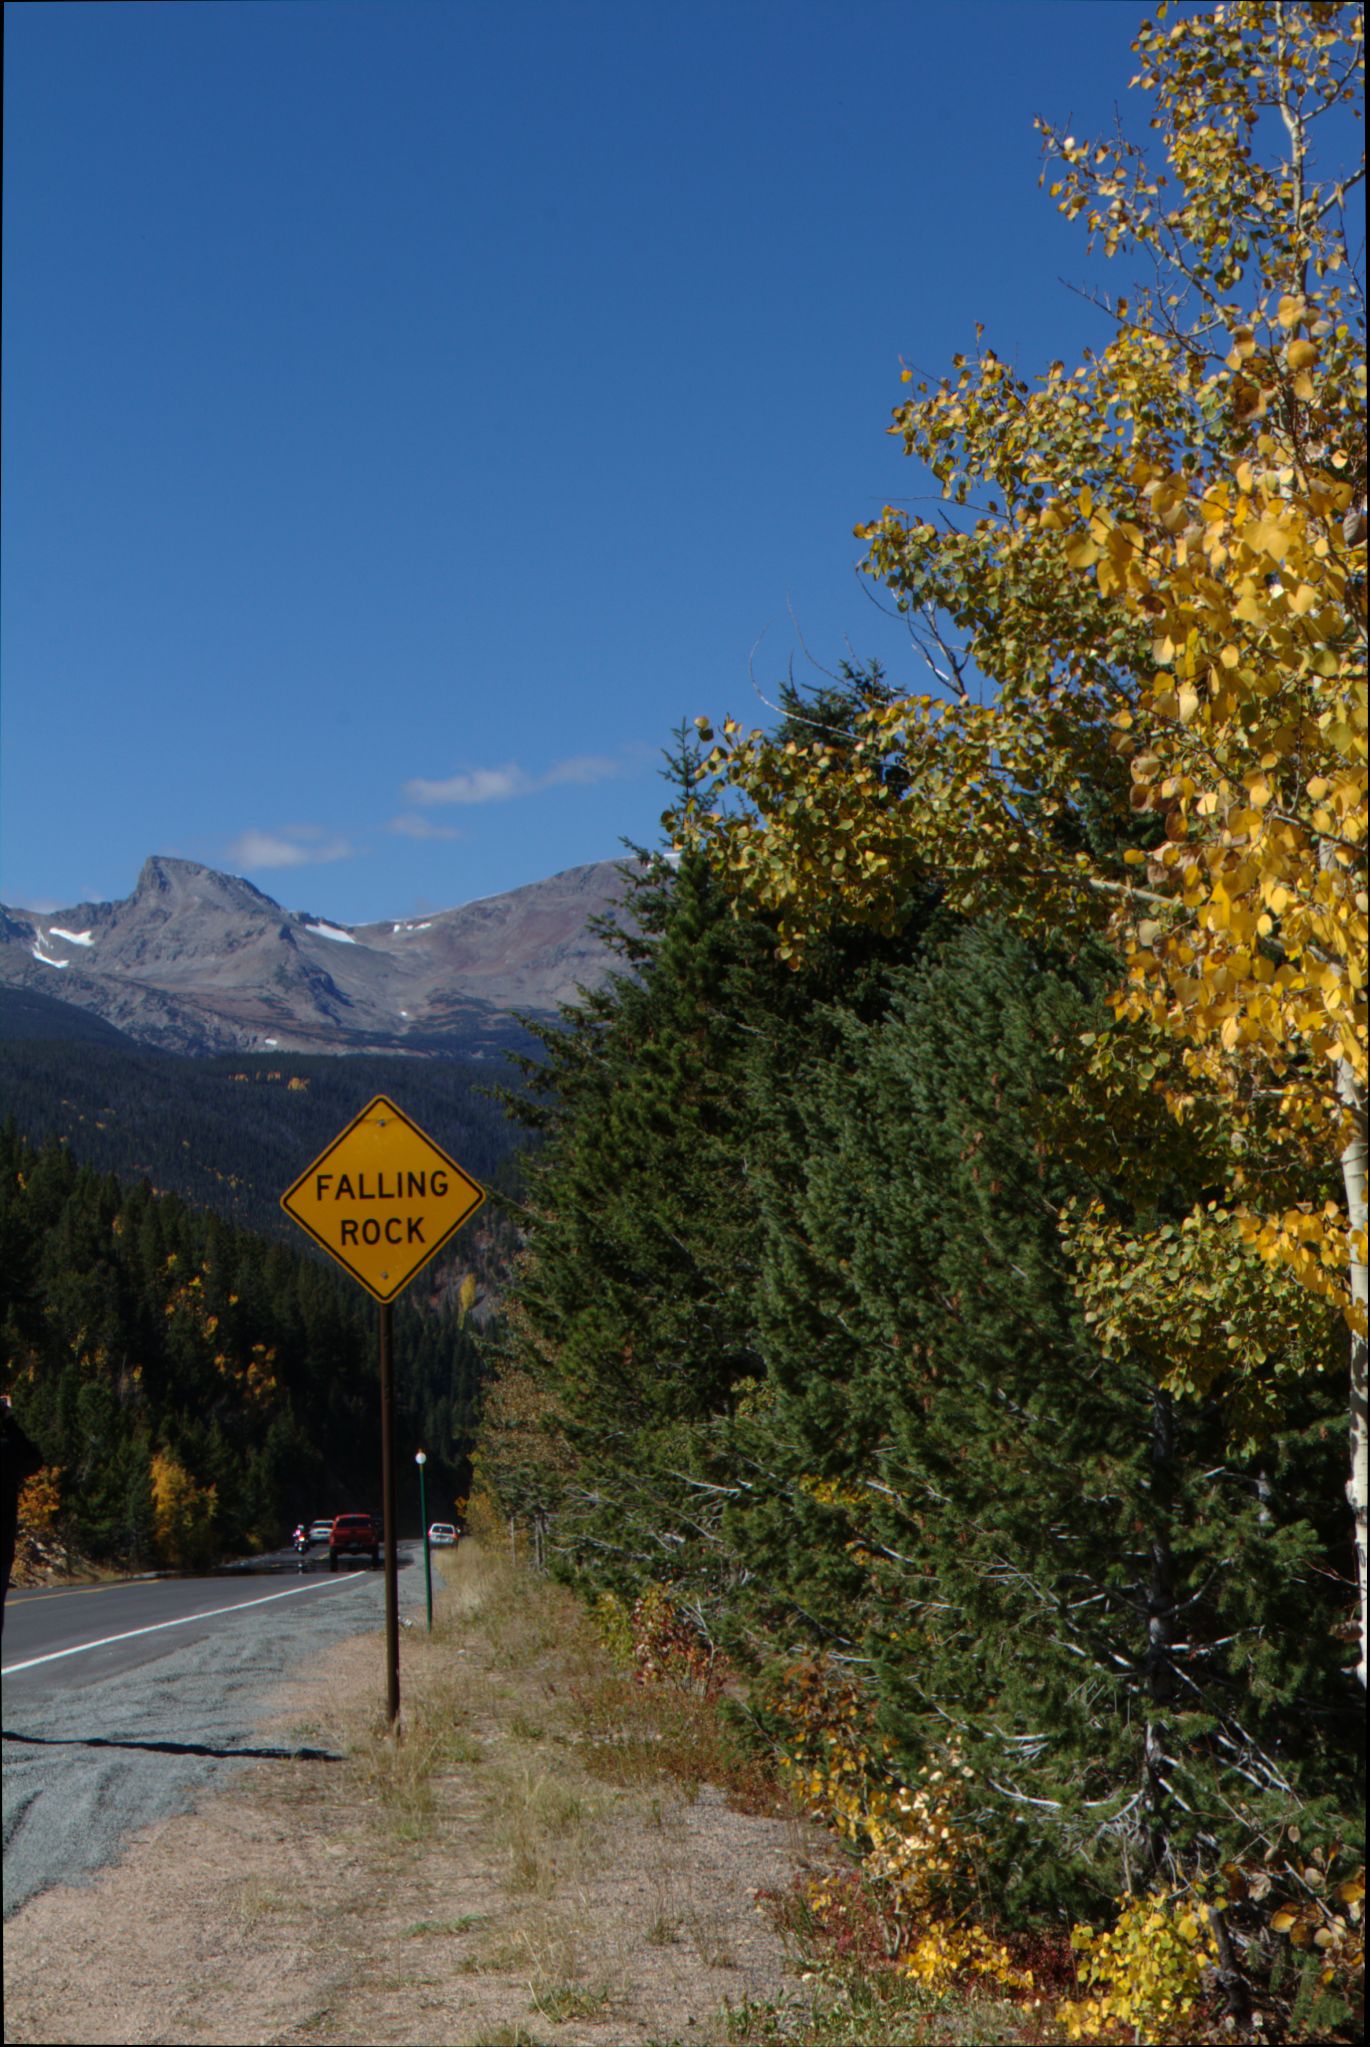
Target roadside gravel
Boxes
[2,1561,424,1920]
[4,1538,841,2047]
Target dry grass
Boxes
[484,1762,599,1896]
[351,1678,483,1844]
[5,1533,839,2047]
[4,1531,1133,2047]
[233,1874,294,1928]
[566,1666,784,1813]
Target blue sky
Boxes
[4,0,1148,924]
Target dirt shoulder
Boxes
[3,1539,839,2047]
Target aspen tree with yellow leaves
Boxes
[149,1449,218,1572]
[676,4,1367,1683]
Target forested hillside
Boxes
[2,1126,483,1565]
[477,9,1366,2038]
[0,989,527,1282]
[0,991,528,1566]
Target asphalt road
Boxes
[4,1548,393,1694]
[2,1544,425,1919]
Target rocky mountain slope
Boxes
[0,855,636,1055]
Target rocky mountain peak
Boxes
[134,856,280,915]
[0,856,637,1056]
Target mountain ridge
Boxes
[0,855,638,1057]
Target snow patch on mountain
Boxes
[49,927,95,946]
[304,922,357,945]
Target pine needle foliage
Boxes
[483,729,1360,1920]
[741,919,1358,1916]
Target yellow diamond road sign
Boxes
[280,1095,485,1303]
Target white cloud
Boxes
[403,764,532,806]
[227,828,355,870]
[542,754,622,789]
[403,753,630,808]
[387,812,465,841]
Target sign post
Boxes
[379,1302,399,1721]
[281,1095,485,1724]
[416,1449,432,1633]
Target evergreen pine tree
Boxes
[741,921,1360,1912]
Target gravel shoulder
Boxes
[3,1540,839,2047]
[2,1562,416,1922]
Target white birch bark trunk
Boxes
[1339,1055,1368,1691]
[1143,1386,1177,1881]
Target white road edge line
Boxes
[1,1574,371,1676]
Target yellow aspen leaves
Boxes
[672,0,1366,1357]
[1062,1892,1219,2045]
[1245,516,1292,559]
[150,1451,218,1571]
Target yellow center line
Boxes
[9,1580,166,1607]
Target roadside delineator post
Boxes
[416,1449,432,1633]
[281,1095,485,1724]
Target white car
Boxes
[307,1520,335,1545]
[428,1522,458,1547]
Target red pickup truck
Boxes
[328,1513,381,1570]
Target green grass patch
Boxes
[530,1982,613,2024]
[401,1913,487,1938]
[721,1975,1042,2047]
